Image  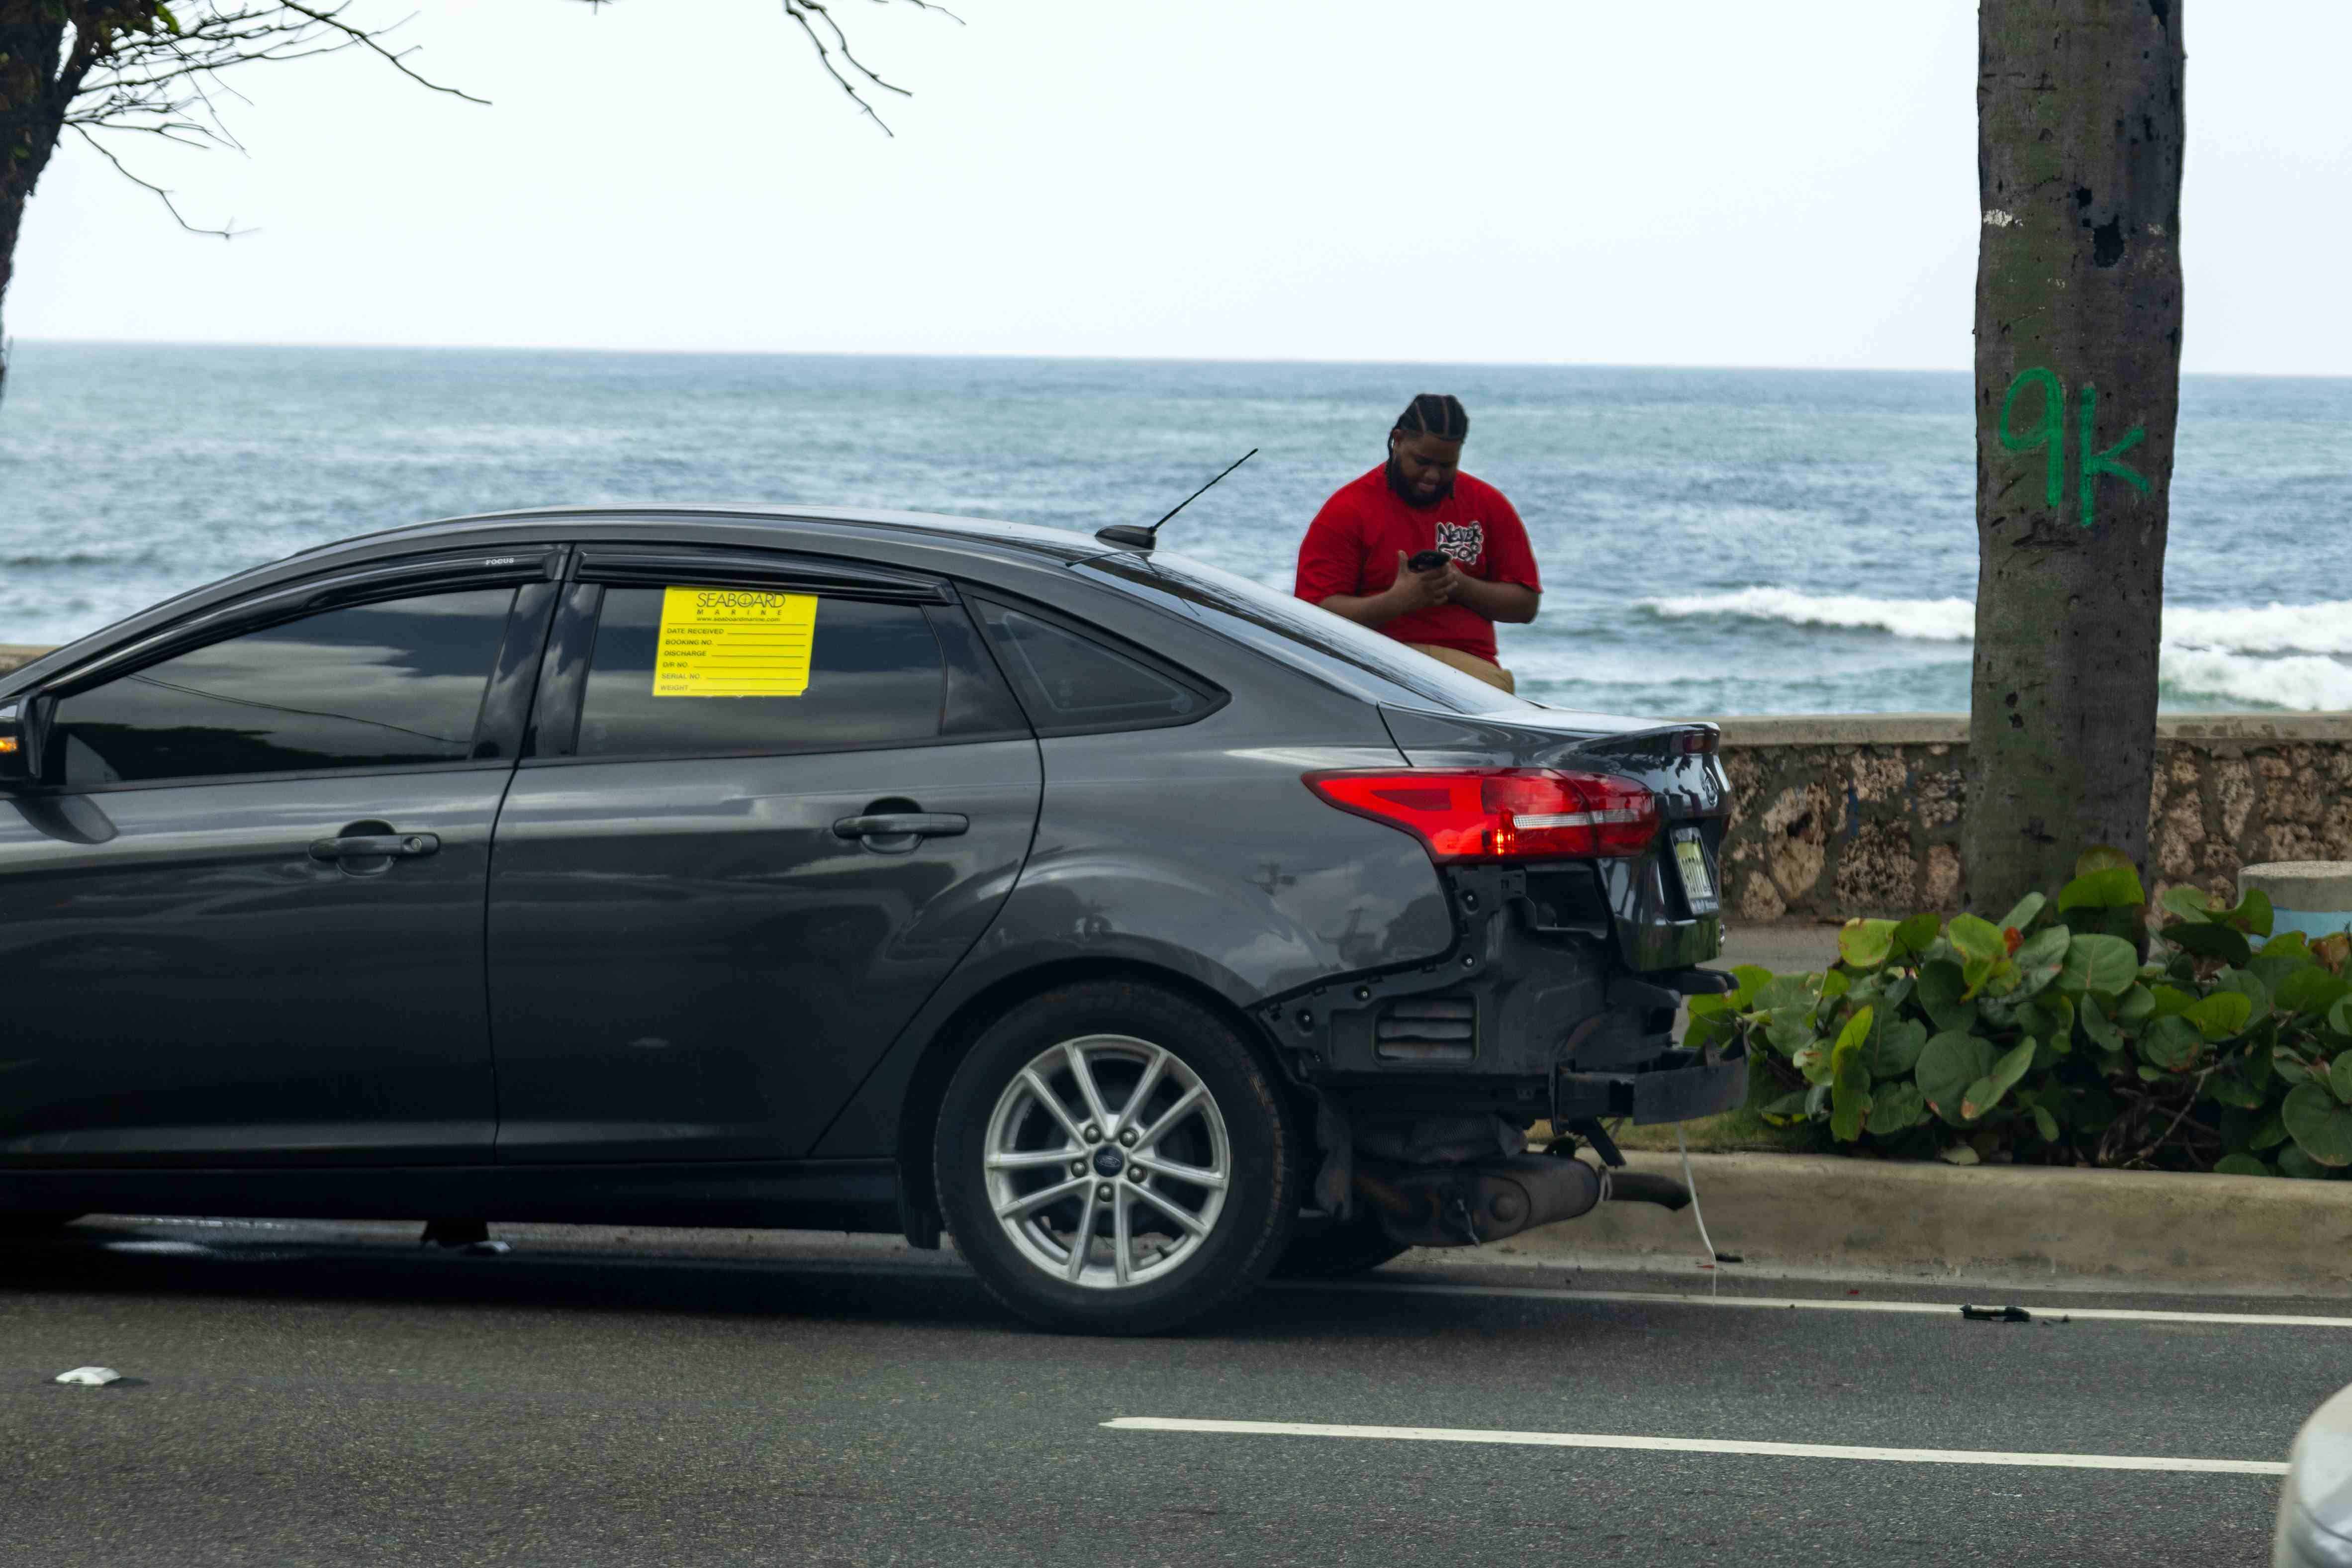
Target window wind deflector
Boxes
[575,549,951,604]
[46,549,563,697]
[298,549,563,611]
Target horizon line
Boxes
[15,338,2351,381]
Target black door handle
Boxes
[832,813,968,844]
[309,832,440,862]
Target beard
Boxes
[1385,456,1454,509]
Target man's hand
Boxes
[1385,551,1457,612]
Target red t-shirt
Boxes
[1293,465,1542,663]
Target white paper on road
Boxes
[1104,1417,2289,1476]
[53,1366,122,1387]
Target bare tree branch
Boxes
[68,126,247,237]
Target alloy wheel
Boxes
[980,1033,1231,1290]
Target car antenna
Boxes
[1095,448,1258,552]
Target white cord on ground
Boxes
[1677,1123,1720,1294]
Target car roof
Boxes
[329,504,1118,568]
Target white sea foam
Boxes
[2164,601,2352,655]
[2160,649,2352,711]
[1638,588,1977,642]
[1635,586,2352,710]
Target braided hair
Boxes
[1393,393,1469,442]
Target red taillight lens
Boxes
[1305,768,1659,861]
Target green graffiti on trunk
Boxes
[1997,368,2150,530]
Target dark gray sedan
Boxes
[0,506,1739,1332]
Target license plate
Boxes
[1673,832,1716,906]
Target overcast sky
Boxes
[19,0,2350,372]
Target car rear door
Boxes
[484,547,1042,1163]
[0,555,559,1167]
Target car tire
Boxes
[1272,1210,1409,1279]
[934,979,1303,1335]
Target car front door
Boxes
[483,548,1043,1163]
[0,561,558,1167]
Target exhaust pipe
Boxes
[1356,1155,1601,1249]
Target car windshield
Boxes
[1076,551,1543,716]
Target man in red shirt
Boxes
[1293,393,1541,692]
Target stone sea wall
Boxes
[2,637,2342,922]
[1718,714,2352,922]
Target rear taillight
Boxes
[1305,768,1660,861]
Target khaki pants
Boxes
[1407,643,1516,694]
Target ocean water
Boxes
[4,342,2350,715]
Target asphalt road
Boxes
[1,1218,2335,1568]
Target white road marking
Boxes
[1103,1418,2288,1475]
[1277,1278,2352,1330]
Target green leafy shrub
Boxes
[1686,849,2352,1176]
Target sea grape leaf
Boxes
[2075,845,2135,876]
[2278,966,2352,1019]
[1998,892,2049,935]
[1869,1018,1930,1080]
[2165,921,2252,967]
[2161,885,2214,922]
[2060,933,2139,999]
[2137,1015,2204,1073]
[2213,1154,2271,1178]
[1949,914,2007,966]
[1838,919,1897,971]
[1961,1035,2037,1120]
[1915,960,1974,1033]
[2078,993,2120,1050]
[1867,1081,1926,1136]
[2011,925,2071,998]
[2277,1143,2334,1181]
[2283,1082,2352,1168]
[2207,1074,2263,1109]
[2059,865,2145,912]
[1916,1030,1998,1125]
[1830,1052,1873,1143]
[1891,913,1942,956]
[2182,991,2254,1042]
[2215,967,2272,1020]
[2217,888,2276,938]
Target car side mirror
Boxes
[0,698,32,789]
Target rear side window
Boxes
[575,587,946,758]
[52,588,515,786]
[1079,553,1537,716]
[972,600,1214,735]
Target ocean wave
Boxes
[2165,601,2352,655]
[1643,587,2352,655]
[2159,649,2352,711]
[1638,588,1976,642]
[1634,585,2352,710]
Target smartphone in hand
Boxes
[1406,550,1450,573]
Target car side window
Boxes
[573,586,947,758]
[971,599,1214,735]
[51,588,517,787]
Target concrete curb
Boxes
[1465,1150,2352,1296]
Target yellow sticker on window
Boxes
[653,586,819,697]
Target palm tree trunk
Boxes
[1963,0,2186,912]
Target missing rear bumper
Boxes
[1555,1046,1747,1126]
